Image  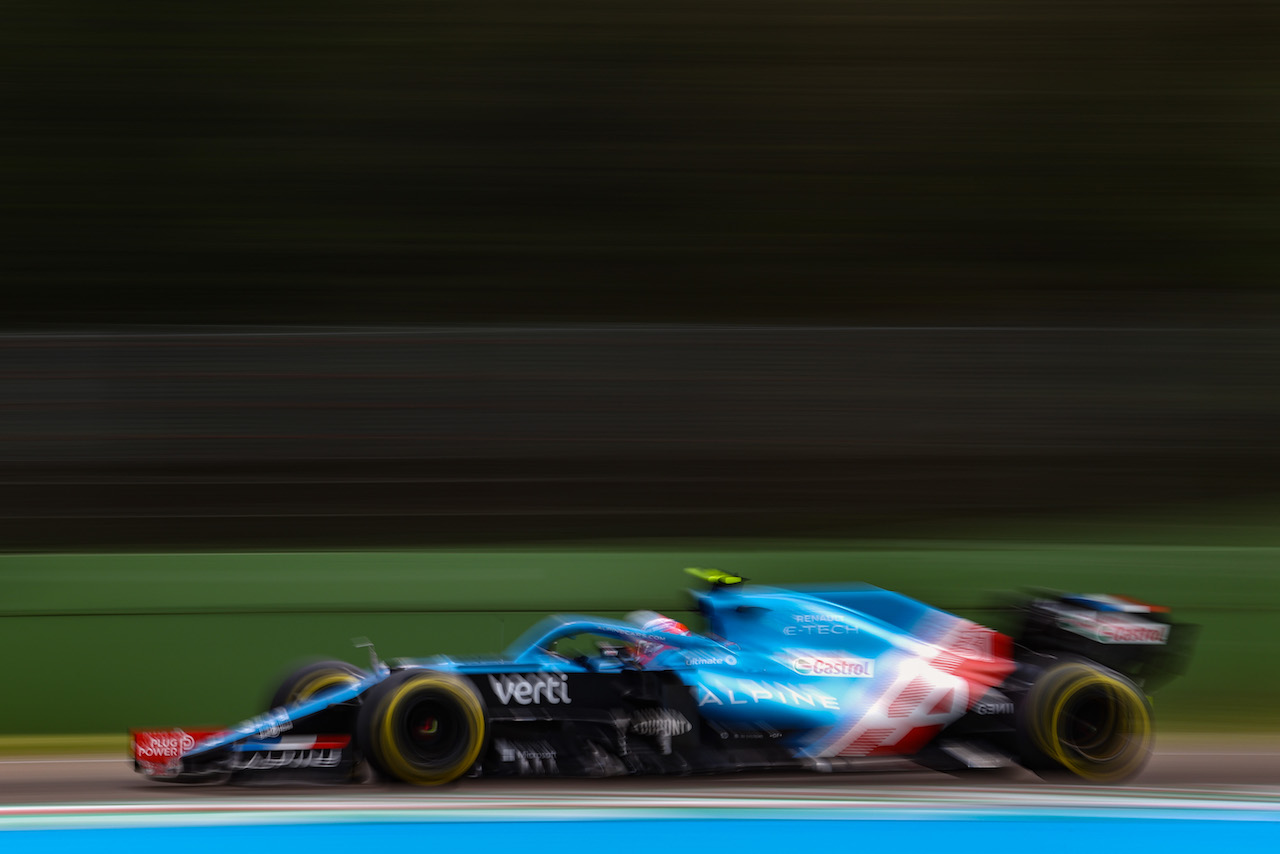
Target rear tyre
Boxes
[357,670,487,785]
[1021,661,1153,782]
[269,659,366,709]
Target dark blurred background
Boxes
[1,1,1278,549]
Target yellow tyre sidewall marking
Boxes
[291,671,357,704]
[375,674,485,785]
[1035,664,1152,782]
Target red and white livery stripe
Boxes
[809,617,1015,759]
[244,735,351,751]
[1070,594,1169,613]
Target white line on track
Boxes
[0,794,1277,833]
[4,788,1279,815]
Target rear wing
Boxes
[1012,592,1196,692]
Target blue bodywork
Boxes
[187,581,1012,764]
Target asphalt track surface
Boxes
[2,739,1277,808]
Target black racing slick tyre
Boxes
[356,670,488,785]
[269,659,367,709]
[1021,661,1154,783]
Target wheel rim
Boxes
[401,697,468,767]
[1058,683,1128,762]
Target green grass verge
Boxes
[4,541,1277,615]
[1,540,1276,734]
[0,734,129,756]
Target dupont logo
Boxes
[790,655,875,678]
[488,673,572,705]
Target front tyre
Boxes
[1022,661,1153,783]
[357,670,487,785]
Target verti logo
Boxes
[488,673,572,705]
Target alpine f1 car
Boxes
[131,569,1193,786]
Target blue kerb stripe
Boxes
[4,815,1277,854]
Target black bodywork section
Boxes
[468,669,792,777]
[1011,594,1196,691]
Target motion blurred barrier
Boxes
[0,327,1278,548]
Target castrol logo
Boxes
[1059,612,1170,645]
[790,654,875,678]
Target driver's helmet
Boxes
[627,610,692,666]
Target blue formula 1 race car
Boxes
[131,569,1193,786]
